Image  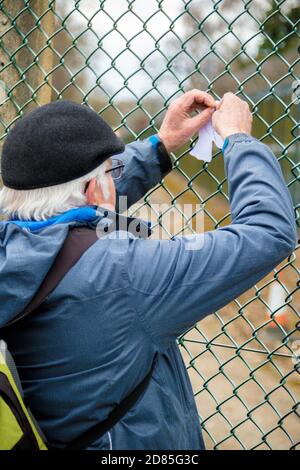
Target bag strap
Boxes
[64,355,157,451]
[4,227,99,328]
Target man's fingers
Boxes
[175,89,217,111]
[219,93,251,112]
[190,90,216,108]
[189,107,214,132]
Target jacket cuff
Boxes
[148,135,173,177]
[222,133,257,155]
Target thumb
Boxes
[189,107,214,133]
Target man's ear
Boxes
[85,178,97,205]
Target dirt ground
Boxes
[129,171,300,450]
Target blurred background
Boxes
[0,0,299,449]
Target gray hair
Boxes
[0,162,110,221]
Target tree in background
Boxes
[168,0,251,98]
[51,2,93,104]
[257,0,299,58]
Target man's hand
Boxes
[212,92,252,140]
[158,89,217,153]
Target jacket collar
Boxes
[9,206,152,239]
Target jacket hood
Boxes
[0,221,70,327]
[0,206,100,327]
[0,206,151,328]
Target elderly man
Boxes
[0,91,296,450]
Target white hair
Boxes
[0,162,110,221]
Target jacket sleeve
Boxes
[126,133,297,351]
[115,138,172,210]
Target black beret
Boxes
[1,100,125,190]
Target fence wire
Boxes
[0,0,299,450]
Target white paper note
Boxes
[190,120,224,162]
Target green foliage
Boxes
[258,0,299,57]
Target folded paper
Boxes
[190,120,224,162]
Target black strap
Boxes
[64,356,157,450]
[4,227,99,328]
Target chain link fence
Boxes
[0,0,299,450]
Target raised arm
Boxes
[115,138,172,210]
[126,93,297,350]
[115,90,217,209]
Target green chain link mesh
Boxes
[0,0,299,450]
